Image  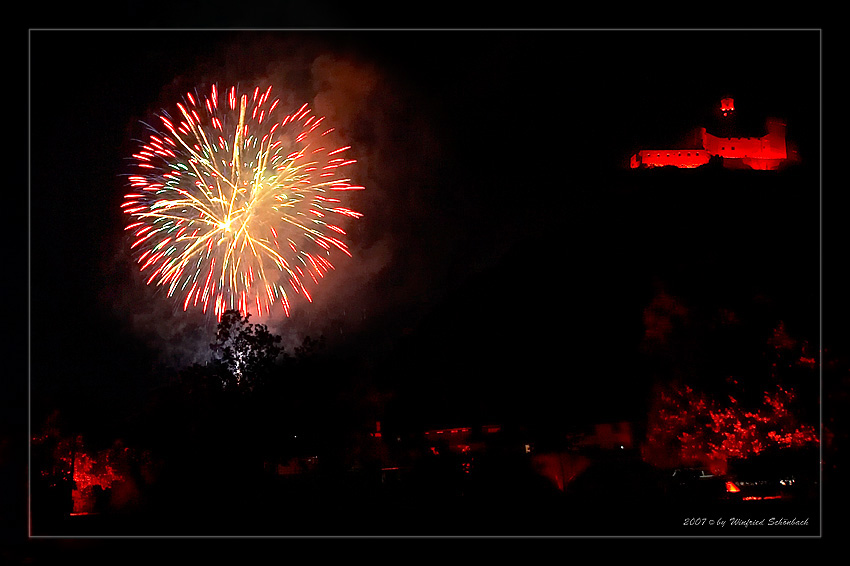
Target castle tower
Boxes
[714,97,737,138]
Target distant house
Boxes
[423,424,506,457]
[264,455,320,476]
[423,426,474,454]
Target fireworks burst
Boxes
[122,84,364,320]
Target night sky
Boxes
[25,29,822,438]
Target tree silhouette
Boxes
[208,310,283,392]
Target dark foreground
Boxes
[38,493,821,539]
[29,462,822,538]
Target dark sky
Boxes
[25,29,822,431]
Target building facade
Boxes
[630,98,793,171]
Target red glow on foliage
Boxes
[643,382,818,475]
[69,449,129,514]
[32,425,156,516]
[72,451,124,491]
[768,321,797,351]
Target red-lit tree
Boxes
[642,379,818,475]
[32,417,157,517]
[641,294,819,475]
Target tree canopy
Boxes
[207,310,283,392]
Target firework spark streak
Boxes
[123,84,364,319]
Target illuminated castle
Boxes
[630,97,794,171]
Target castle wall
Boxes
[631,149,710,169]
